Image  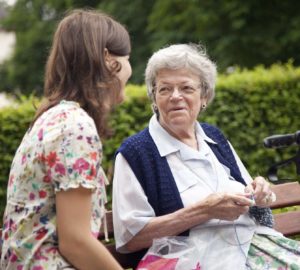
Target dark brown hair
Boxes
[31,9,131,137]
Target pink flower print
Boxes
[192,262,202,270]
[73,158,89,174]
[55,162,66,176]
[37,128,43,141]
[29,192,35,200]
[45,151,59,168]
[38,153,46,163]
[43,169,52,183]
[39,190,47,199]
[57,112,67,119]
[33,247,49,262]
[35,228,48,240]
[9,252,18,262]
[47,121,55,126]
[45,247,57,254]
[8,175,14,187]
[77,135,83,140]
[17,265,23,270]
[21,154,26,165]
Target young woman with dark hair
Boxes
[1,9,131,270]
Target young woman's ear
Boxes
[104,48,111,67]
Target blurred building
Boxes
[0,4,16,107]
[0,4,16,64]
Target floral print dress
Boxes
[0,100,108,269]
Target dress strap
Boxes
[102,206,109,242]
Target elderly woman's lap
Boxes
[248,234,300,269]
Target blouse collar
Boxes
[148,115,217,160]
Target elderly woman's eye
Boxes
[181,85,196,93]
[158,86,171,94]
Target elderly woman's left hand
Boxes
[244,176,276,207]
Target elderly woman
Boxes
[112,44,300,269]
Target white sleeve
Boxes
[112,153,155,253]
[228,141,253,184]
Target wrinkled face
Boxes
[110,55,132,103]
[154,68,206,131]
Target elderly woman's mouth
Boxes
[169,107,186,112]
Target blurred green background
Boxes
[0,0,299,224]
[1,0,300,93]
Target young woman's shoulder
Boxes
[32,100,98,140]
[48,100,92,124]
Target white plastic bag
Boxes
[136,236,201,270]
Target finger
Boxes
[262,191,277,206]
[244,184,254,194]
[262,182,270,196]
[231,194,254,206]
[253,176,266,201]
[253,176,265,191]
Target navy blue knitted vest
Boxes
[117,123,273,229]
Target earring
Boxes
[202,104,206,109]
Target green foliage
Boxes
[0,97,38,219]
[2,0,300,92]
[102,85,151,180]
[204,63,300,178]
[147,1,300,70]
[0,64,299,222]
[97,0,155,84]
[0,0,100,94]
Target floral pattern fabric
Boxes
[247,234,300,269]
[1,101,107,269]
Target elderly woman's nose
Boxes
[170,87,182,98]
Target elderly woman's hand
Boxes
[244,176,276,207]
[203,192,254,221]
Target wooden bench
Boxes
[269,182,300,236]
[1,182,300,269]
[99,181,300,269]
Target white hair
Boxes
[145,43,217,105]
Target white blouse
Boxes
[112,115,281,269]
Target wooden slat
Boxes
[274,211,300,236]
[270,182,300,209]
[105,211,114,234]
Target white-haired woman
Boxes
[113,44,300,269]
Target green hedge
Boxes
[1,64,300,222]
[206,63,300,177]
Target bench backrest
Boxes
[270,182,300,236]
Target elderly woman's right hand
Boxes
[202,192,254,221]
